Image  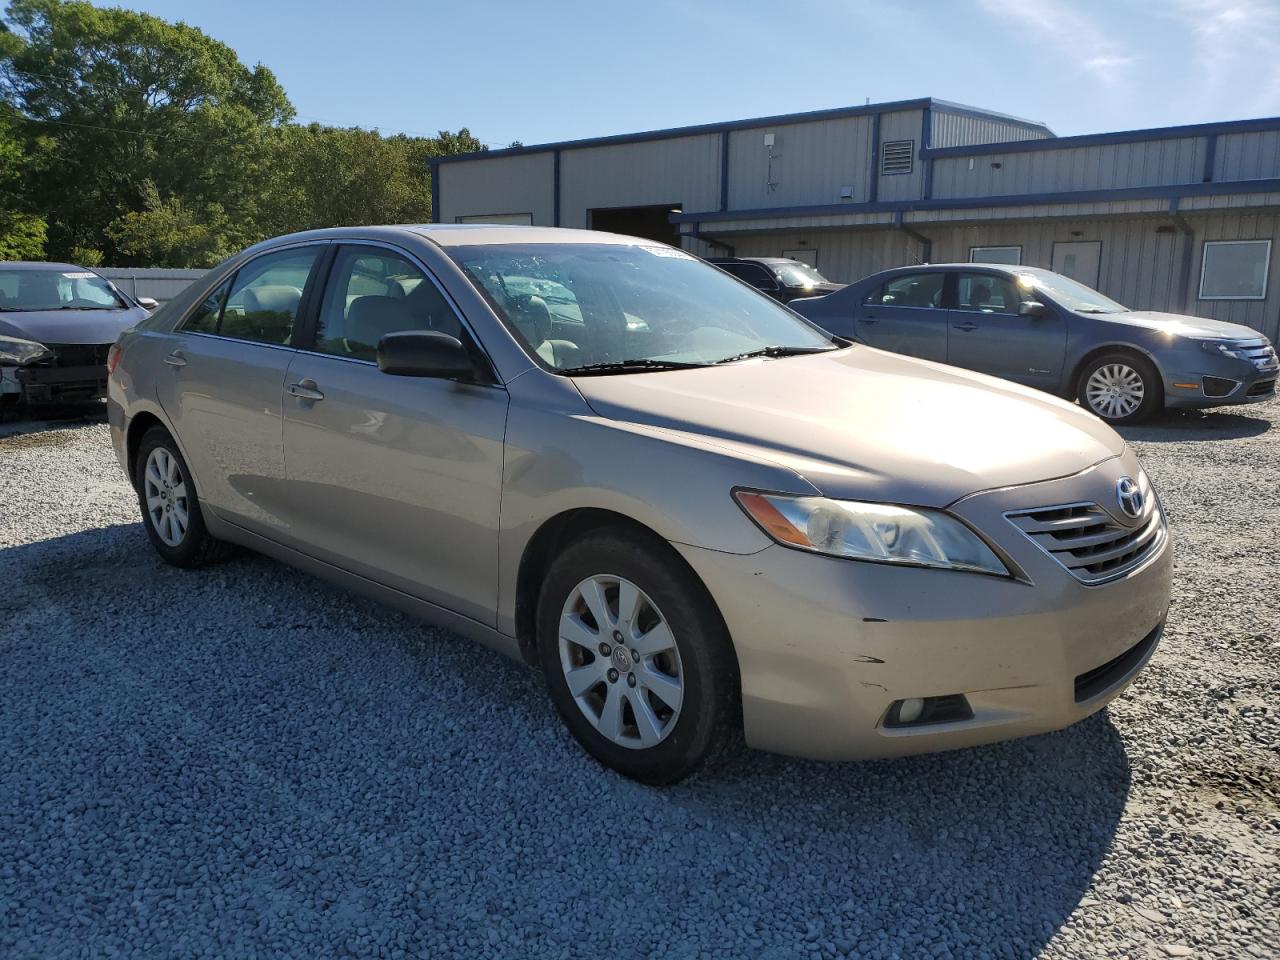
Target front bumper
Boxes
[6,363,108,404]
[675,452,1173,761]
[1162,342,1278,408]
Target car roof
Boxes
[0,260,98,272]
[249,224,663,250]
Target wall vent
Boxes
[881,139,914,176]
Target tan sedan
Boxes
[107,226,1171,783]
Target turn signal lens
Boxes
[734,490,1010,576]
[106,343,122,375]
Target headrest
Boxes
[243,284,302,315]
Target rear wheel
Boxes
[536,530,737,784]
[1077,353,1162,425]
[134,426,232,567]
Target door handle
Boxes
[164,350,187,367]
[286,379,324,402]
[952,322,979,332]
[862,316,880,324]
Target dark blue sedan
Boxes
[792,264,1277,424]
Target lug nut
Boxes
[627,674,637,688]
[631,649,640,662]
[612,630,624,643]
[598,642,611,656]
[607,668,619,683]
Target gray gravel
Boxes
[1,402,1277,959]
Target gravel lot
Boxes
[1,401,1278,960]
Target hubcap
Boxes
[1086,363,1145,420]
[558,574,684,750]
[143,447,189,547]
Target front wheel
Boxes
[1077,353,1162,424]
[536,530,737,785]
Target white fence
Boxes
[97,267,207,304]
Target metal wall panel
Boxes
[931,111,1053,148]
[1185,210,1280,337]
[437,152,556,225]
[931,138,1207,199]
[875,110,928,202]
[1215,130,1280,182]
[557,134,721,229]
[726,115,874,209]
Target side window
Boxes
[220,247,322,345]
[956,273,1021,314]
[876,273,945,308]
[315,246,462,361]
[179,278,231,334]
[738,265,779,291]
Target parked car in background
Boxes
[109,226,1170,784]
[792,264,1277,424]
[0,261,156,407]
[708,256,844,304]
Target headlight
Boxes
[734,491,1010,576]
[1199,339,1249,360]
[0,336,52,365]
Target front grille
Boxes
[1247,378,1276,398]
[1006,495,1165,585]
[1237,338,1278,369]
[1074,622,1162,702]
[44,343,112,368]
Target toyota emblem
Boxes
[1116,476,1144,520]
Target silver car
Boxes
[108,226,1172,784]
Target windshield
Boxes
[0,268,126,312]
[449,243,835,371]
[772,261,830,288]
[1016,270,1128,314]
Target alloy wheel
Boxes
[143,447,189,547]
[557,574,684,749]
[1085,363,1145,419]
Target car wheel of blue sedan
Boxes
[1077,353,1162,425]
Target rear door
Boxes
[946,271,1066,389]
[153,244,326,536]
[280,243,509,624]
[854,271,948,362]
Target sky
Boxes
[119,0,1280,146]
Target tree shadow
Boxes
[2,524,1131,959]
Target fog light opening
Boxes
[885,694,974,728]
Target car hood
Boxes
[573,346,1125,507]
[1095,310,1264,341]
[0,307,147,347]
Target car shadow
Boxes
[1117,404,1272,442]
[0,403,106,438]
[3,523,1131,959]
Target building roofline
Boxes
[433,97,1054,164]
[924,114,1280,159]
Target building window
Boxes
[880,140,914,176]
[1199,240,1271,300]
[455,213,533,225]
[970,245,1022,265]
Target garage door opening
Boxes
[589,204,682,246]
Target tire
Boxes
[536,530,737,785]
[134,425,233,568]
[1076,352,1163,425]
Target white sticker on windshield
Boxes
[61,272,96,279]
[638,246,696,260]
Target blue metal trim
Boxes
[669,177,1280,224]
[921,106,933,200]
[719,130,730,212]
[868,112,881,204]
[433,97,1052,164]
[1202,134,1217,183]
[430,162,440,223]
[923,115,1280,159]
[553,149,561,227]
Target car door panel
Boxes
[280,244,509,625]
[947,272,1067,390]
[855,272,948,363]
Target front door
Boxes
[281,244,509,625]
[855,271,949,363]
[153,244,325,536]
[1051,241,1102,288]
[946,271,1066,390]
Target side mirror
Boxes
[1017,300,1047,318]
[377,330,476,380]
[136,296,159,311]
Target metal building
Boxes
[432,97,1280,341]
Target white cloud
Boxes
[1165,0,1280,117]
[977,0,1135,82]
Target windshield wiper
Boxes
[713,345,836,364]
[559,358,709,376]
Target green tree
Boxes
[0,108,45,259]
[0,0,292,263]
[105,179,234,267]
